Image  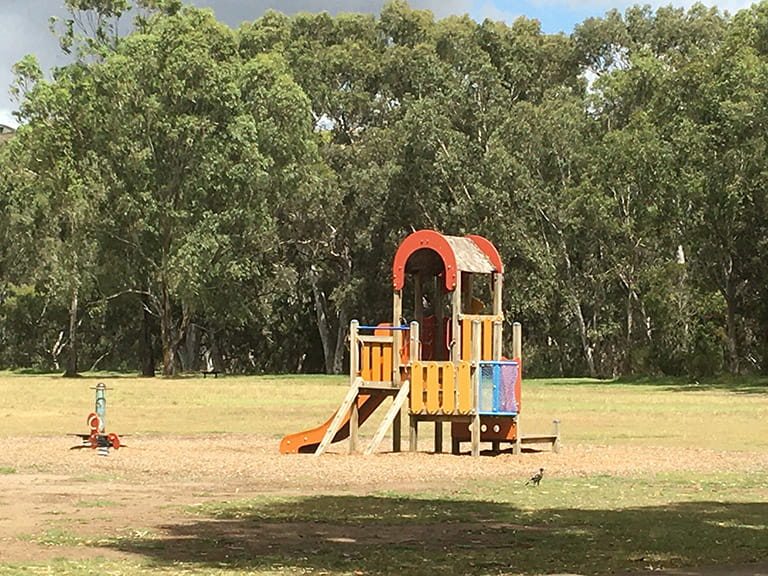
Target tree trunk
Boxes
[558,234,597,378]
[160,280,177,376]
[63,290,80,377]
[179,324,201,372]
[570,296,597,378]
[724,275,740,375]
[624,280,634,376]
[332,305,349,375]
[308,265,335,374]
[140,292,155,377]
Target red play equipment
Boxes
[280,230,560,456]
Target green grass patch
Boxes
[1,372,768,575]
[0,371,348,436]
[19,528,88,547]
[107,473,768,575]
[1,371,767,451]
[73,499,121,508]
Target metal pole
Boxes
[94,382,107,433]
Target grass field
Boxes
[3,371,767,450]
[0,371,767,576]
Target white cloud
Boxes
[0,108,18,129]
[524,0,754,14]
[475,2,524,24]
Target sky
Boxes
[0,0,756,128]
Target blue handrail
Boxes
[357,325,410,331]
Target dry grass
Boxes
[2,371,768,453]
[0,372,767,576]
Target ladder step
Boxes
[314,378,362,456]
[365,381,410,455]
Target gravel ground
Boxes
[2,434,767,488]
[1,434,767,575]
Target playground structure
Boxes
[70,382,122,456]
[280,229,560,457]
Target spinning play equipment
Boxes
[70,382,123,456]
[280,230,559,457]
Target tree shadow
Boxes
[532,375,768,395]
[617,375,768,395]
[102,494,768,575]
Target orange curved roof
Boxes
[392,230,503,291]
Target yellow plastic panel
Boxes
[361,343,371,380]
[381,343,392,381]
[482,319,493,360]
[461,318,472,361]
[441,362,456,414]
[457,361,472,414]
[372,345,382,380]
[426,362,440,414]
[410,361,425,412]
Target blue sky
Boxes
[471,0,619,33]
[0,0,755,128]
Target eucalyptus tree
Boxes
[8,51,111,375]
[682,3,768,374]
[571,2,768,376]
[240,9,397,373]
[87,6,315,375]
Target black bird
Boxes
[526,468,544,486]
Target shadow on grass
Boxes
[530,375,768,394]
[617,375,768,394]
[103,495,768,575]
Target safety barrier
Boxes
[478,360,519,415]
[459,315,500,361]
[355,324,409,383]
[410,360,472,415]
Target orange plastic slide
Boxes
[279,393,387,454]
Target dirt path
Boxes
[1,434,767,574]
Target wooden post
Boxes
[470,319,482,457]
[492,272,503,317]
[414,273,423,325]
[366,382,410,455]
[408,321,419,453]
[492,320,502,361]
[552,418,561,453]
[410,321,420,361]
[392,292,403,452]
[349,320,360,454]
[435,421,443,453]
[315,377,361,456]
[434,276,445,360]
[409,416,418,452]
[451,273,462,363]
[392,406,401,453]
[350,396,359,453]
[512,321,522,454]
[350,320,360,380]
[512,321,522,361]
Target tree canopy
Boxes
[1,0,766,378]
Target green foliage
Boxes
[1,1,767,377]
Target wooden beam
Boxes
[451,273,462,363]
[493,272,503,317]
[365,381,410,455]
[314,377,361,456]
[470,319,481,457]
[513,321,522,361]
